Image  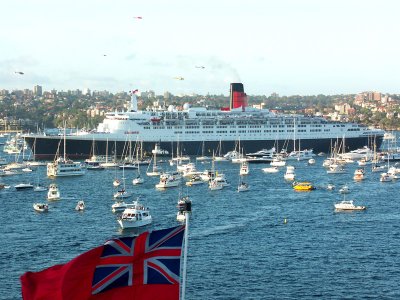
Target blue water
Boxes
[1,157,400,299]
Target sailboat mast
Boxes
[63,126,66,161]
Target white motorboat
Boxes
[152,143,169,156]
[308,158,316,165]
[239,161,249,175]
[327,164,346,174]
[176,195,192,222]
[155,173,180,189]
[380,172,392,182]
[75,200,85,211]
[287,149,315,161]
[209,179,223,190]
[327,183,335,190]
[114,188,132,199]
[372,165,385,172]
[353,168,365,181]
[339,185,350,194]
[237,181,250,192]
[132,175,144,185]
[33,184,47,192]
[214,174,230,186]
[117,201,152,229]
[185,175,204,186]
[334,200,366,211]
[262,166,279,173]
[340,146,374,160]
[33,203,49,212]
[15,183,34,191]
[47,184,60,200]
[284,166,296,181]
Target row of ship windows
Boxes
[170,129,333,135]
[146,124,338,130]
[145,126,336,133]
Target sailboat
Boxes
[100,139,118,168]
[26,138,47,166]
[132,145,144,185]
[33,167,47,192]
[46,126,85,177]
[213,139,229,162]
[114,167,132,199]
[196,141,211,161]
[86,138,106,170]
[146,148,162,176]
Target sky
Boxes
[1,0,400,96]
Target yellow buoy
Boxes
[284,218,288,224]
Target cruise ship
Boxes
[23,83,384,159]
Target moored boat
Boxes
[47,184,60,200]
[117,200,152,229]
[334,200,366,211]
[33,203,49,212]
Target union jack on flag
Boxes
[92,226,185,295]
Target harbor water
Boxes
[1,155,400,299]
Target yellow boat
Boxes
[292,181,316,191]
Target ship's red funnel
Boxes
[230,83,247,110]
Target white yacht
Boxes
[117,201,152,229]
[340,146,374,160]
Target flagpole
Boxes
[181,212,189,300]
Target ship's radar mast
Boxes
[130,91,138,112]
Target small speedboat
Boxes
[15,183,34,191]
[33,184,47,192]
[237,182,250,192]
[75,200,85,211]
[308,158,316,165]
[339,185,350,194]
[33,203,49,212]
[262,166,279,173]
[326,184,335,191]
[113,179,121,187]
